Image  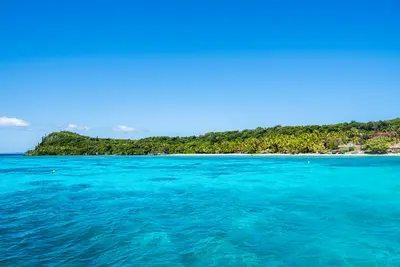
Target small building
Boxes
[338,143,361,153]
[389,144,400,153]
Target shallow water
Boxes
[1,156,400,266]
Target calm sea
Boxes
[1,156,400,266]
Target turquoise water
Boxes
[1,156,400,266]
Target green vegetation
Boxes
[363,137,392,154]
[26,118,400,156]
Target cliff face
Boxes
[26,118,400,156]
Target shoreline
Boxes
[22,153,400,157]
[165,153,400,157]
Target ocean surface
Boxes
[1,156,400,266]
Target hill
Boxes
[26,118,400,155]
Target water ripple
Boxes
[1,156,400,266]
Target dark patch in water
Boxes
[157,165,202,171]
[36,184,68,194]
[330,163,372,168]
[161,165,187,169]
[170,189,188,196]
[151,177,179,182]
[9,185,69,197]
[29,180,64,186]
[93,163,108,166]
[207,171,232,179]
[69,184,92,192]
[67,194,89,201]
[62,172,99,177]
[0,167,54,174]
[89,190,152,202]
[128,207,146,214]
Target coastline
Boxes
[165,153,400,157]
[22,153,400,157]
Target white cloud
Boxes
[65,124,89,131]
[113,125,136,132]
[0,116,30,127]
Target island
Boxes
[26,118,400,156]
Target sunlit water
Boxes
[1,156,400,266]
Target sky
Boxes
[1,0,400,152]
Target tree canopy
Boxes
[363,137,392,154]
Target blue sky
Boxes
[1,0,399,152]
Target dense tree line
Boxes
[26,118,400,155]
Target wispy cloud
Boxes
[65,124,89,131]
[113,125,136,132]
[0,116,30,127]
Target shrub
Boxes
[363,137,391,154]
